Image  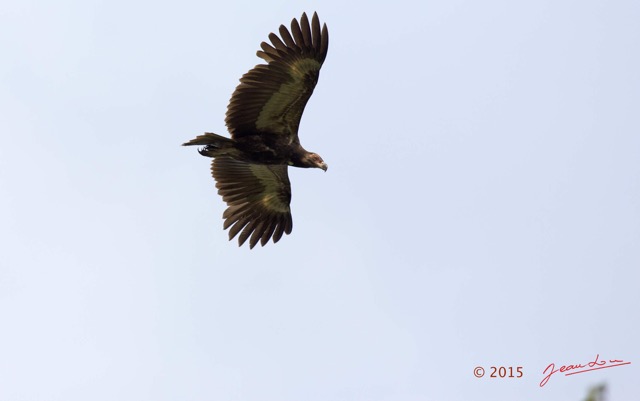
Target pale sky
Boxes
[1,0,638,400]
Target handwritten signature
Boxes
[540,354,631,387]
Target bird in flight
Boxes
[183,12,329,249]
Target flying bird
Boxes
[183,12,329,249]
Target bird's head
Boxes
[304,152,328,171]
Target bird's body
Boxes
[183,12,329,249]
[188,131,314,167]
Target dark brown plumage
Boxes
[183,12,329,249]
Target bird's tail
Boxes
[182,132,232,147]
[182,132,236,158]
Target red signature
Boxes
[540,354,631,387]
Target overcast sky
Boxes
[1,0,638,400]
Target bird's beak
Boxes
[320,163,328,172]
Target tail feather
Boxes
[182,132,232,147]
[183,132,240,159]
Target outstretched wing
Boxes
[212,156,293,248]
[225,12,329,139]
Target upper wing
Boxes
[225,12,329,139]
[212,156,293,248]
